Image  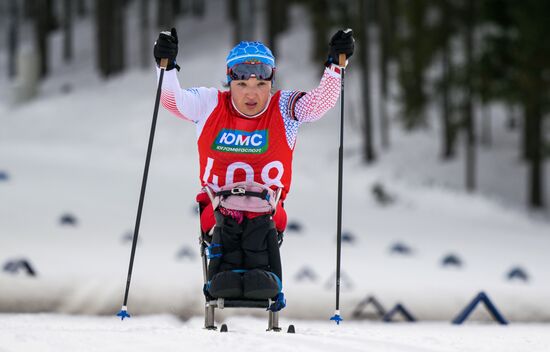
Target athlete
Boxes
[154,28,354,235]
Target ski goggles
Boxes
[227,63,275,81]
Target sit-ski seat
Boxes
[198,182,285,331]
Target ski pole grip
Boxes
[338,53,346,68]
[160,58,169,70]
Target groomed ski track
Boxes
[0,314,548,352]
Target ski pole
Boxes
[330,51,348,325]
[117,58,169,320]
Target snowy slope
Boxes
[1,314,549,352]
[1,0,550,326]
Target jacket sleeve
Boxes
[156,68,218,124]
[292,64,341,123]
[278,64,342,149]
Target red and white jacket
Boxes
[158,65,342,200]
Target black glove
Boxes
[153,27,180,71]
[326,29,355,67]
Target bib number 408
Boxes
[202,157,284,189]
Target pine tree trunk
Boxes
[173,0,181,15]
[440,0,455,160]
[191,0,205,17]
[96,0,125,77]
[358,0,375,163]
[506,104,517,131]
[267,0,286,57]
[441,42,455,159]
[310,0,329,63]
[96,0,110,77]
[77,0,87,18]
[238,0,255,41]
[377,0,390,149]
[8,0,19,80]
[230,0,254,43]
[229,0,239,42]
[112,0,125,73]
[526,98,544,208]
[45,0,59,31]
[23,0,34,19]
[464,0,476,191]
[140,0,150,69]
[157,0,175,29]
[179,0,190,15]
[523,107,534,160]
[33,0,50,78]
[480,104,492,147]
[63,0,73,63]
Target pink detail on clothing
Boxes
[160,90,192,121]
[293,67,341,123]
[219,207,244,224]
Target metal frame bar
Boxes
[199,187,283,331]
[267,311,281,331]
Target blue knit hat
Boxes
[226,41,275,83]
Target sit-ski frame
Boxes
[200,186,283,331]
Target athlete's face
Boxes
[230,77,272,116]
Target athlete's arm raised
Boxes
[154,28,218,124]
[282,30,355,123]
[292,64,342,123]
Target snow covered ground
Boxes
[1,314,549,352]
[1,1,550,350]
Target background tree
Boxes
[157,0,176,29]
[308,0,329,63]
[376,0,397,149]
[229,0,256,43]
[140,0,150,69]
[432,0,459,159]
[477,0,548,208]
[356,0,376,162]
[96,0,126,78]
[462,0,477,191]
[393,0,436,129]
[509,1,550,208]
[476,1,519,139]
[77,0,88,18]
[33,0,58,78]
[266,0,288,58]
[23,0,34,19]
[63,0,73,63]
[191,0,206,18]
[8,0,19,80]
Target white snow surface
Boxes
[1,314,549,352]
[1,2,550,350]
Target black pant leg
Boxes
[241,215,270,271]
[207,211,244,280]
[266,227,282,281]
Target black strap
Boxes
[216,187,269,200]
